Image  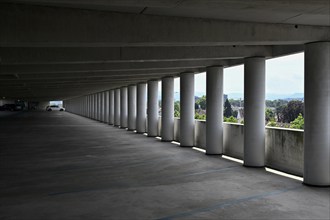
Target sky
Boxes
[172,52,304,96]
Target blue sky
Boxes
[172,52,304,96]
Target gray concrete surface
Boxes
[0,111,329,220]
[1,2,328,101]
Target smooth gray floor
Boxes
[0,111,329,220]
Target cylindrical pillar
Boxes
[244,57,265,167]
[100,92,104,122]
[147,80,159,137]
[304,42,330,186]
[91,94,94,119]
[128,85,137,131]
[136,83,147,133]
[161,77,174,141]
[98,93,102,121]
[94,94,97,120]
[114,89,121,126]
[105,91,109,123]
[90,95,92,118]
[206,66,223,154]
[109,90,114,125]
[120,87,128,128]
[87,95,91,118]
[180,72,195,146]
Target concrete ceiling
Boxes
[5,0,330,26]
[0,1,329,101]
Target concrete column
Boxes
[120,87,128,128]
[91,95,94,119]
[93,94,97,120]
[98,93,102,121]
[103,91,107,122]
[128,85,137,131]
[180,72,195,147]
[109,90,115,125]
[105,91,109,123]
[93,94,96,119]
[89,95,92,118]
[100,92,104,122]
[244,57,265,167]
[161,77,174,141]
[87,96,89,117]
[114,89,121,126]
[136,83,147,133]
[304,42,330,186]
[147,80,159,137]
[95,93,98,120]
[206,66,224,154]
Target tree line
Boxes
[173,96,304,129]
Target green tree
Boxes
[265,108,275,122]
[195,113,206,120]
[174,101,180,117]
[196,95,206,110]
[290,113,304,129]
[224,116,238,123]
[267,118,277,127]
[277,100,304,123]
[233,110,238,118]
[224,99,233,117]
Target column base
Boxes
[120,127,127,129]
[161,139,173,142]
[136,131,146,134]
[127,129,136,131]
[303,182,330,187]
[147,135,157,137]
[180,145,194,148]
[205,153,222,156]
[243,164,265,168]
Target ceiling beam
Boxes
[1,4,328,47]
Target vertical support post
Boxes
[109,90,114,125]
[161,77,174,141]
[137,83,147,133]
[180,72,195,146]
[244,57,266,167]
[98,93,102,121]
[147,80,159,137]
[105,91,109,123]
[114,89,121,126]
[128,85,137,131]
[120,87,128,128]
[304,42,330,186]
[100,92,104,122]
[206,66,223,154]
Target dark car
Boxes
[2,104,16,111]
[2,104,23,111]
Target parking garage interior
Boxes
[0,1,329,219]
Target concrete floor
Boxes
[0,111,329,220]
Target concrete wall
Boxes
[173,120,304,176]
[150,117,303,176]
[265,127,304,176]
[174,118,180,142]
[194,120,206,148]
[223,123,245,160]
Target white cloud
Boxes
[172,52,304,96]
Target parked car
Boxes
[46,105,65,111]
[2,104,21,111]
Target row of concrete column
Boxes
[64,42,329,186]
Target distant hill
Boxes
[226,93,304,101]
[171,91,303,101]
